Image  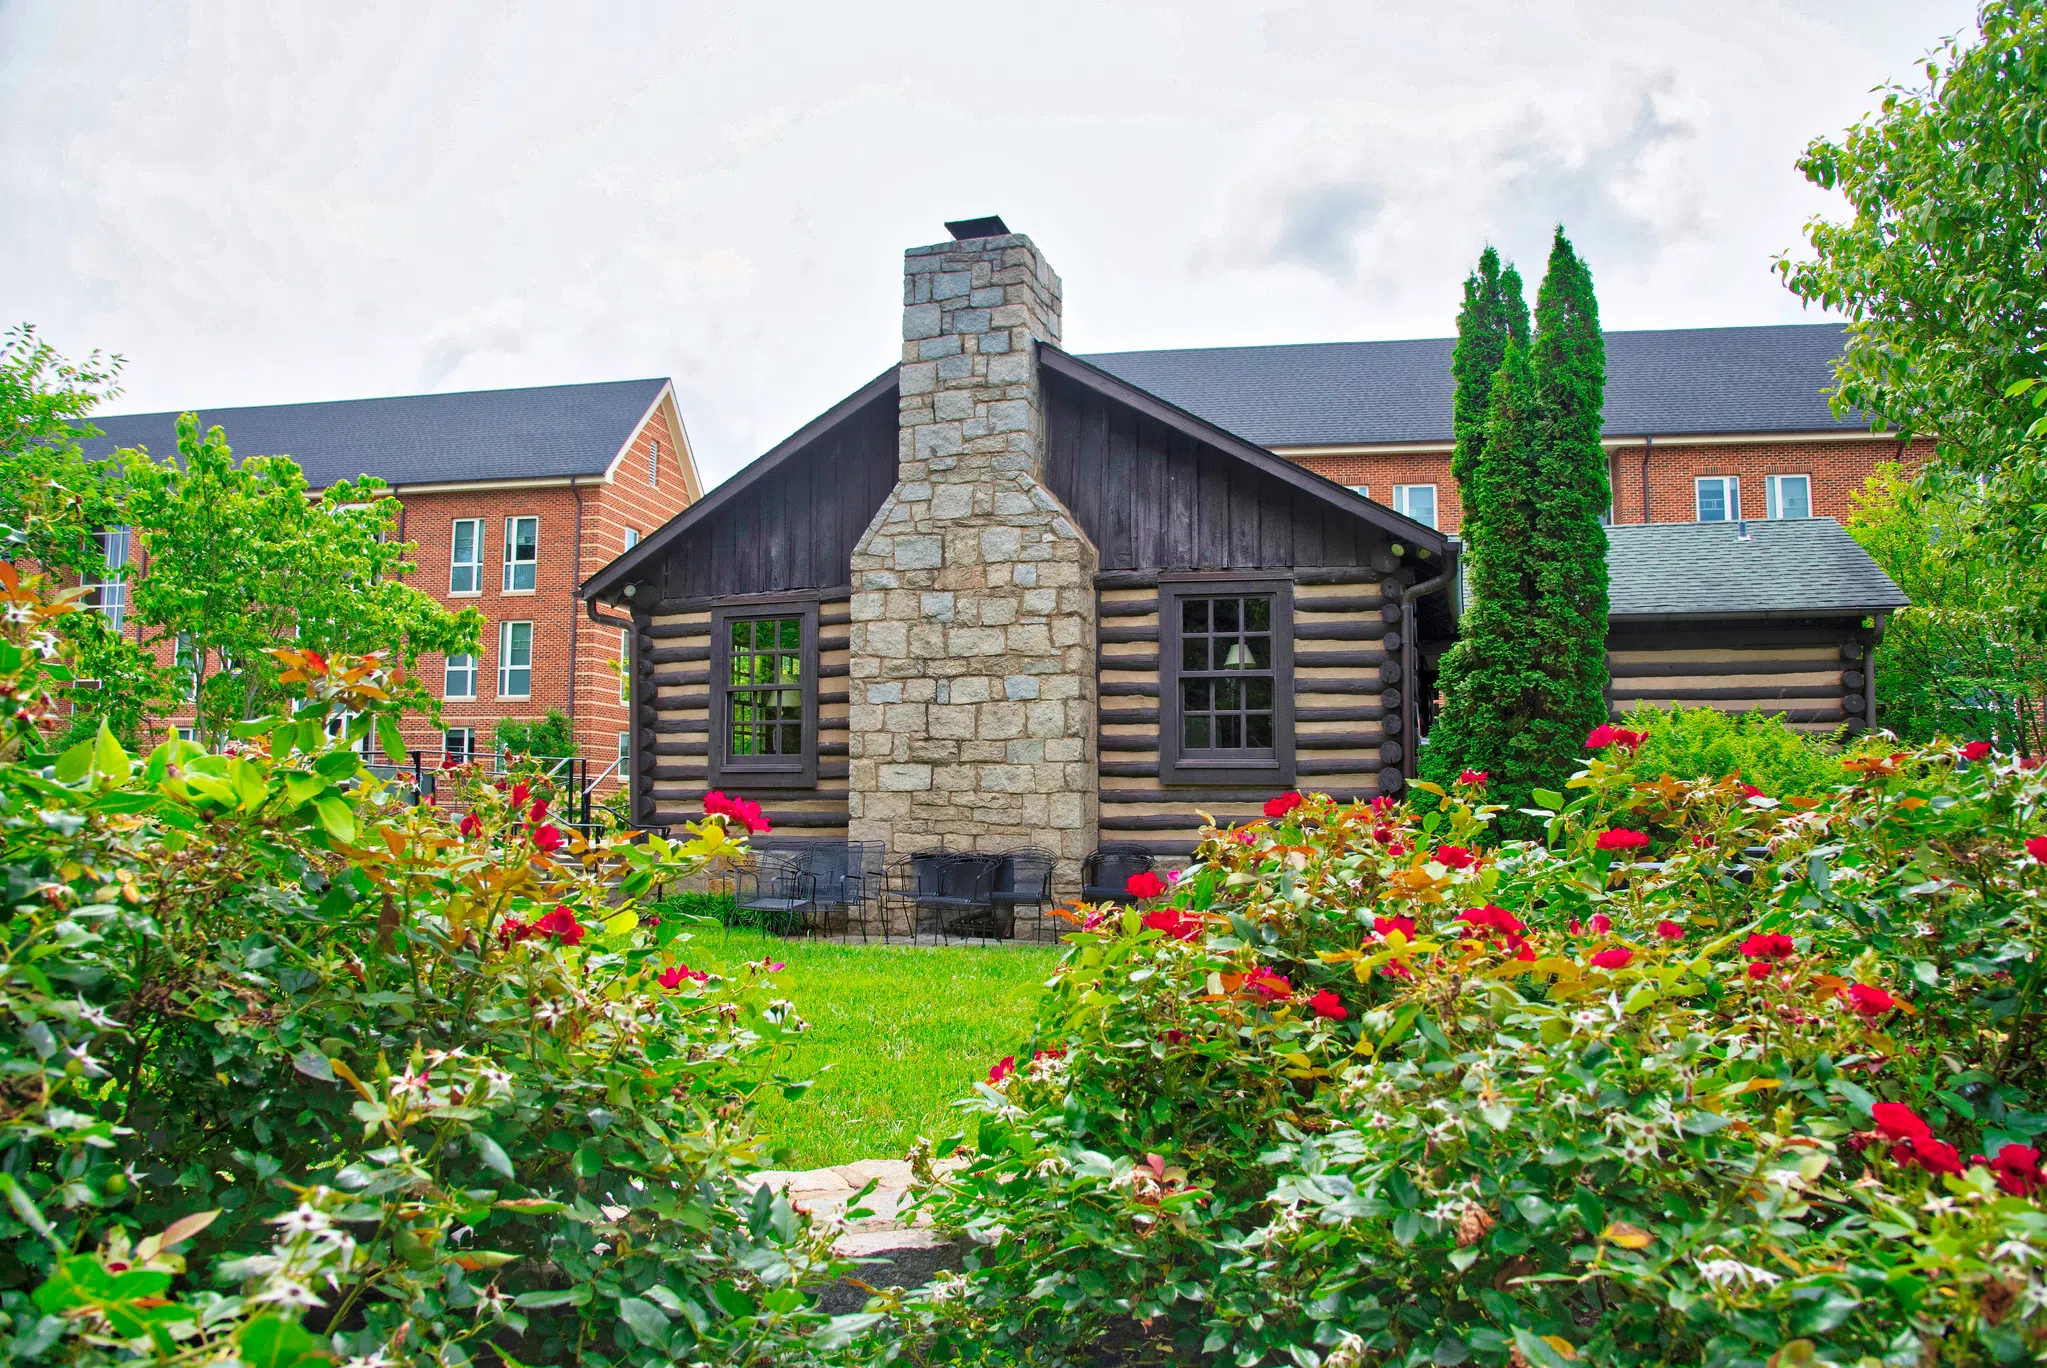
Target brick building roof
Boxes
[1606,517,1909,619]
[77,377,672,489]
[1081,322,1861,448]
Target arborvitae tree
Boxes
[1421,232,1611,834]
[1526,228,1613,788]
[1419,250,1531,799]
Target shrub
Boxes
[911,746,2047,1366]
[496,708,579,763]
[0,569,862,1366]
[1617,702,1849,797]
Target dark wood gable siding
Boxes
[1044,371,1380,572]
[1045,373,1408,858]
[655,388,897,601]
[628,386,895,831]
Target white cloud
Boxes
[0,0,1978,486]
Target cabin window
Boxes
[709,602,818,789]
[1392,484,1437,529]
[503,517,538,592]
[449,519,483,594]
[1158,577,1294,787]
[1767,474,1811,520]
[1696,476,1739,522]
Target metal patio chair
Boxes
[1080,844,1155,906]
[732,855,818,938]
[990,846,1057,941]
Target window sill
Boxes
[497,694,533,702]
[498,588,537,598]
[443,695,478,703]
[446,590,483,599]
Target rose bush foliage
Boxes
[914,748,2047,1366]
[0,568,873,1366]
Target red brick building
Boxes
[1082,324,1925,534]
[85,379,701,783]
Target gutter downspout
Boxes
[567,477,583,743]
[1641,435,1652,523]
[1398,540,1461,785]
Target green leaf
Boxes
[236,1315,334,1368]
[515,1284,591,1309]
[572,1143,603,1179]
[377,714,407,767]
[91,720,129,783]
[617,1296,672,1348]
[291,1051,335,1083]
[1531,788,1564,812]
[53,739,93,785]
[472,1132,514,1179]
[313,796,355,842]
[0,1174,56,1243]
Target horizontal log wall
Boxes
[1097,572,1405,858]
[635,597,853,832]
[1605,637,1871,734]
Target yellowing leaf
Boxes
[1600,1222,1653,1249]
[1542,1335,1579,1361]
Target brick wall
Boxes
[1286,434,1928,533]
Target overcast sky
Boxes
[0,1,1977,487]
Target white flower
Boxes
[73,997,118,1030]
[270,1205,333,1237]
[390,1070,434,1099]
[1920,1194,1958,1216]
[1696,1258,1780,1288]
[1992,1240,2040,1267]
[255,1278,326,1309]
[342,1351,394,1368]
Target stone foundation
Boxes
[848,229,1099,889]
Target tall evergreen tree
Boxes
[1421,232,1611,834]
[1527,228,1613,785]
[1448,247,1529,491]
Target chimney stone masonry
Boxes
[848,227,1099,902]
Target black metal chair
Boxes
[1081,844,1155,905]
[753,838,856,938]
[990,847,1057,941]
[841,840,887,941]
[888,851,1001,941]
[732,855,817,937]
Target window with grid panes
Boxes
[449,519,483,593]
[1176,594,1277,753]
[503,517,538,591]
[726,617,804,758]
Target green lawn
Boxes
[677,924,1063,1169]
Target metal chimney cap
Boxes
[1736,520,1751,541]
[945,215,1010,241]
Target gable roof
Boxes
[77,377,681,490]
[1081,322,1863,448]
[581,367,898,602]
[1038,345,1452,556]
[1605,517,1909,620]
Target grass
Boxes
[676,922,1063,1169]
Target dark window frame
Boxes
[1157,574,1295,788]
[708,599,819,791]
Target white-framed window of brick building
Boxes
[619,628,630,703]
[174,632,200,700]
[449,518,483,594]
[1349,484,1370,498]
[175,726,197,744]
[648,440,660,488]
[617,731,631,798]
[1767,474,1812,520]
[498,621,533,698]
[503,517,538,592]
[444,727,474,765]
[1696,475,1739,522]
[623,527,640,550]
[445,651,477,700]
[89,527,130,630]
[1392,484,1437,529]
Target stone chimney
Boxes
[847,221,1099,894]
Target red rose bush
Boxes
[913,746,2047,1366]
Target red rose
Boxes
[1897,1135,1966,1176]
[1456,904,1525,938]
[1244,968,1292,1000]
[1740,932,1796,962]
[2026,836,2047,861]
[1745,961,1773,980]
[1588,913,1611,935]
[1434,845,1476,870]
[1845,983,1895,1017]
[532,823,565,853]
[1263,791,1305,819]
[1307,990,1347,1021]
[988,1056,1015,1085]
[1739,783,1764,799]
[657,967,685,990]
[1513,944,1537,962]
[1369,795,1399,816]
[1870,1102,1932,1143]
[534,905,585,947]
[1987,1144,2045,1196]
[1590,947,1633,970]
[703,790,772,835]
[510,782,531,808]
[1457,769,1489,786]
[1586,724,1647,752]
[497,917,532,946]
[1162,1029,1187,1045]
[1595,828,1650,852]
[529,799,549,823]
[1126,872,1169,900]
[1377,960,1413,979]
[1654,920,1685,941]
[1142,908,1203,942]
[1962,741,1993,761]
[459,813,482,839]
[1372,914,1416,940]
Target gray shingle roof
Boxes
[76,378,669,489]
[1080,323,1860,447]
[1605,517,1909,619]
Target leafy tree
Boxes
[1847,462,2047,750]
[1778,0,2047,589]
[495,708,579,763]
[1424,234,1612,830]
[118,413,483,742]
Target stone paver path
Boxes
[745,1160,961,1311]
